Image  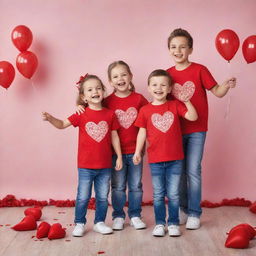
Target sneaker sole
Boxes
[112,227,124,231]
[169,232,181,237]
[130,223,146,230]
[152,233,165,237]
[186,226,200,230]
[72,233,84,237]
[93,228,113,235]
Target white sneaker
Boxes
[130,217,146,230]
[152,225,165,237]
[179,209,188,225]
[112,217,125,230]
[93,222,113,234]
[168,225,181,237]
[72,223,85,237]
[186,216,200,230]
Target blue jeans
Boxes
[74,168,111,224]
[111,154,143,219]
[150,160,182,225]
[180,132,207,217]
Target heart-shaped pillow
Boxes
[24,207,42,221]
[249,202,256,214]
[228,223,256,240]
[225,227,250,248]
[48,223,66,240]
[36,222,51,239]
[12,215,37,231]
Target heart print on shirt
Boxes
[151,111,174,133]
[115,107,138,129]
[172,81,195,102]
[85,121,108,142]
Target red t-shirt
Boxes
[104,91,148,154]
[134,100,187,163]
[167,62,217,134]
[68,107,119,169]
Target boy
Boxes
[167,28,236,230]
[133,69,197,237]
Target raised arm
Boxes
[111,130,123,171]
[210,78,236,98]
[133,128,146,165]
[42,112,71,129]
[183,101,198,121]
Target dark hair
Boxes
[167,28,193,49]
[147,69,173,86]
[107,60,135,92]
[76,74,106,106]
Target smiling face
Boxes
[109,64,132,94]
[169,36,193,65]
[82,78,104,107]
[148,76,171,104]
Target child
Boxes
[133,69,198,237]
[106,61,148,230]
[77,61,148,230]
[42,74,122,237]
[166,28,237,230]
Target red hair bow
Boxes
[76,73,88,86]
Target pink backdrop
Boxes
[1,0,256,202]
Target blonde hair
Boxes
[107,60,135,92]
[76,74,106,106]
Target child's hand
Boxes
[76,105,85,115]
[42,112,52,121]
[178,94,191,103]
[115,157,123,171]
[133,153,141,165]
[223,77,237,89]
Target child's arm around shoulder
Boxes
[210,78,236,98]
[183,101,198,121]
[42,112,71,129]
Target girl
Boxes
[106,61,148,230]
[77,61,148,230]
[133,70,197,237]
[42,74,122,237]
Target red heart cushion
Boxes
[249,202,256,214]
[36,222,51,239]
[12,215,37,231]
[229,223,256,240]
[48,223,66,240]
[24,207,42,221]
[225,227,250,248]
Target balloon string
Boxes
[224,62,232,119]
[31,80,39,96]
[224,94,231,120]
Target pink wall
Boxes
[1,0,256,202]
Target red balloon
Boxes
[24,207,42,221]
[215,29,240,62]
[16,51,38,79]
[225,227,250,249]
[242,35,256,64]
[11,25,33,52]
[0,61,15,89]
[48,223,66,240]
[12,215,37,231]
[36,222,51,239]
